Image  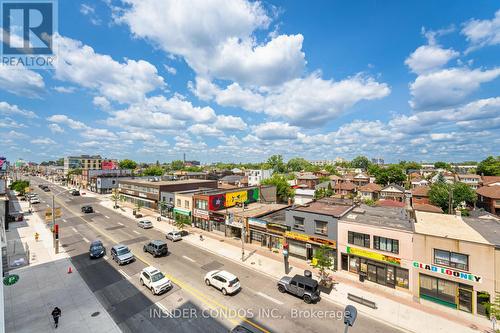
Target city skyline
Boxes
[1,1,500,163]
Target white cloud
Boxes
[48,123,64,134]
[47,114,87,130]
[252,122,299,140]
[0,101,37,118]
[6,130,28,139]
[188,124,223,136]
[80,4,102,25]
[0,66,45,98]
[81,128,117,139]
[53,34,165,103]
[409,67,500,110]
[462,9,500,52]
[93,96,111,111]
[53,86,76,94]
[430,132,455,141]
[117,0,306,87]
[405,45,459,74]
[163,64,177,75]
[0,118,26,128]
[31,137,57,145]
[214,115,247,130]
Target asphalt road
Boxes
[27,176,404,333]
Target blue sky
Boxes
[1,0,499,164]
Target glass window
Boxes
[420,274,457,306]
[349,256,359,273]
[395,268,409,289]
[293,216,305,230]
[314,220,328,235]
[177,199,181,206]
[348,231,370,248]
[434,249,469,271]
[185,200,190,209]
[374,236,399,254]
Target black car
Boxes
[71,190,80,196]
[143,240,168,257]
[81,205,94,213]
[43,187,50,192]
[89,240,105,258]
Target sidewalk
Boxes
[3,200,121,333]
[100,198,492,333]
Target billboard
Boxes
[208,187,261,211]
[102,160,117,170]
[209,194,225,210]
[225,191,247,207]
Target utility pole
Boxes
[241,203,245,262]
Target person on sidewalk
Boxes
[51,307,61,328]
[34,232,39,242]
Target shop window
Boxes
[349,256,359,273]
[314,220,328,236]
[374,236,399,254]
[395,268,409,289]
[420,274,457,307]
[293,217,305,231]
[434,249,469,271]
[348,231,370,248]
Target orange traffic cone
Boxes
[67,266,72,274]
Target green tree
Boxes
[119,159,137,170]
[261,174,294,203]
[429,182,451,212]
[453,182,477,207]
[10,180,30,194]
[350,156,371,170]
[436,173,446,183]
[135,200,143,212]
[56,158,64,166]
[171,160,185,170]
[312,245,334,284]
[286,157,311,172]
[429,182,477,213]
[267,155,286,173]
[477,156,500,176]
[374,165,406,185]
[486,292,500,320]
[434,161,451,170]
[143,166,164,176]
[399,161,422,173]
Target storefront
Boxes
[173,207,191,226]
[341,246,409,289]
[225,213,243,238]
[285,231,336,263]
[414,261,480,313]
[193,208,210,231]
[210,212,226,234]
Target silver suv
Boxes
[277,274,321,304]
[111,244,135,265]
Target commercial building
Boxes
[118,179,217,211]
[172,188,219,224]
[412,211,496,316]
[63,155,103,175]
[245,169,273,186]
[86,169,133,193]
[338,205,414,291]
[248,209,289,252]
[285,198,355,263]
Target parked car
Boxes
[71,190,80,196]
[89,240,105,259]
[111,244,134,265]
[204,270,241,295]
[140,266,172,295]
[137,220,153,229]
[166,231,182,241]
[277,274,320,304]
[143,240,168,257]
[230,325,256,333]
[30,197,40,204]
[81,205,93,213]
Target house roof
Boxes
[333,181,356,191]
[358,183,382,193]
[329,175,341,180]
[377,199,406,208]
[463,214,500,247]
[411,185,430,197]
[476,185,500,199]
[219,175,245,183]
[482,176,500,186]
[381,183,405,193]
[341,204,414,232]
[414,211,490,244]
[457,174,481,179]
[297,174,319,180]
[413,203,443,213]
[293,200,354,217]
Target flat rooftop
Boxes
[414,211,489,244]
[294,201,354,218]
[119,179,216,186]
[341,204,414,232]
[259,209,287,225]
[219,202,288,218]
[463,214,500,247]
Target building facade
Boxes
[245,169,273,186]
[63,155,102,175]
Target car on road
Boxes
[137,220,153,229]
[42,187,50,192]
[30,197,40,204]
[204,270,241,295]
[111,244,134,265]
[81,205,93,213]
[140,266,172,295]
[277,274,320,304]
[71,189,80,196]
[89,240,106,259]
[230,325,257,333]
[143,240,168,257]
[166,231,182,241]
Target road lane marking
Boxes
[82,237,90,243]
[118,269,131,280]
[95,210,100,213]
[155,302,168,313]
[118,222,124,226]
[256,292,284,305]
[182,255,196,263]
[132,230,141,235]
[62,219,67,223]
[71,227,78,233]
[104,215,110,219]
[46,204,50,207]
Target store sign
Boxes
[412,261,482,283]
[193,209,209,219]
[346,246,401,266]
[173,208,191,216]
[285,231,310,242]
[226,214,243,228]
[139,193,147,198]
[248,218,267,227]
[226,191,247,207]
[285,231,337,248]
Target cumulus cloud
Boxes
[252,122,299,140]
[405,45,459,74]
[188,124,223,136]
[31,137,57,145]
[48,123,64,134]
[47,114,87,130]
[462,9,500,52]
[214,115,247,130]
[53,86,76,94]
[0,66,45,98]
[0,101,37,118]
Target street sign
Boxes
[344,305,357,327]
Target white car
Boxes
[30,197,40,204]
[140,266,172,295]
[137,220,153,229]
[204,270,241,295]
[166,231,182,241]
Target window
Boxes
[420,274,457,306]
[348,231,370,248]
[434,249,469,271]
[293,216,305,231]
[185,200,190,209]
[374,236,399,254]
[395,268,409,289]
[315,220,328,235]
[196,200,207,210]
[177,199,181,206]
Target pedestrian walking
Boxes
[34,232,39,242]
[51,307,61,328]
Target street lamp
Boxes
[46,185,74,254]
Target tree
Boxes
[429,182,452,212]
[453,182,477,208]
[261,174,294,203]
[286,157,311,172]
[135,200,143,212]
[477,156,500,176]
[10,180,30,195]
[267,155,286,173]
[436,173,446,183]
[374,165,406,185]
[119,159,137,170]
[429,182,477,213]
[56,158,64,166]
[434,161,451,170]
[485,292,500,320]
[350,156,371,170]
[312,245,334,285]
[170,160,185,171]
[143,166,164,176]
[399,161,422,173]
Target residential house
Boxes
[333,181,356,197]
[413,203,443,214]
[476,185,500,216]
[380,184,406,202]
[245,169,273,186]
[410,176,429,189]
[357,183,382,201]
[218,175,248,187]
[456,174,481,189]
[296,173,319,189]
[352,173,370,187]
[294,188,316,205]
[481,176,500,187]
[411,186,430,205]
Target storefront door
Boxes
[306,245,313,260]
[458,284,473,313]
[376,266,386,285]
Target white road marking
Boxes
[103,255,109,260]
[104,215,110,219]
[118,222,124,226]
[182,255,196,263]
[71,227,78,233]
[46,204,50,208]
[82,237,90,243]
[95,210,100,213]
[62,219,67,223]
[132,230,141,235]
[118,269,131,280]
[155,302,168,313]
[256,292,284,305]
